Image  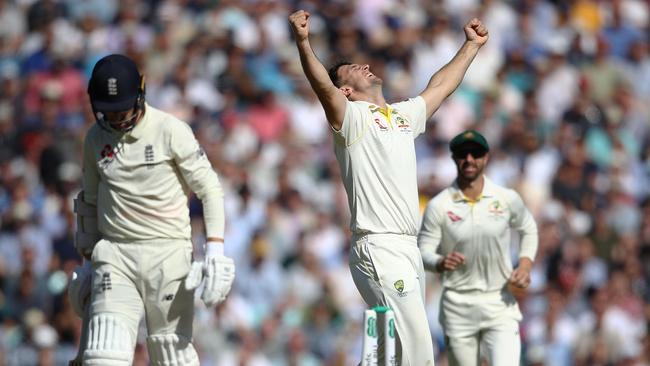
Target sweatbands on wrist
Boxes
[205,241,224,257]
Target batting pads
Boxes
[74,191,100,258]
[147,334,200,366]
[84,314,133,365]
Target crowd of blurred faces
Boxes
[0,0,649,365]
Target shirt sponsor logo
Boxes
[99,144,116,167]
[447,210,462,222]
[374,118,388,131]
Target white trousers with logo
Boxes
[440,288,522,366]
[349,233,435,366]
[88,238,195,357]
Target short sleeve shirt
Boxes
[332,96,427,236]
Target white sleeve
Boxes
[392,96,427,137]
[418,199,444,272]
[508,190,538,261]
[331,101,367,147]
[170,121,225,239]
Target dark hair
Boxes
[328,61,351,87]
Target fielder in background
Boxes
[67,54,235,365]
[289,9,488,366]
[418,130,538,366]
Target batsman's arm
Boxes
[74,130,102,260]
[290,10,347,130]
[419,18,488,119]
[81,132,99,208]
[418,200,444,273]
[171,121,225,241]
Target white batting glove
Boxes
[185,242,235,307]
[68,261,92,317]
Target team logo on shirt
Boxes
[145,144,154,169]
[395,116,411,133]
[394,280,405,295]
[488,201,504,215]
[447,211,463,222]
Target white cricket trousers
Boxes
[89,238,195,354]
[440,288,522,366]
[349,233,435,366]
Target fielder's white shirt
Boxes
[82,104,224,241]
[418,176,538,292]
[333,96,427,236]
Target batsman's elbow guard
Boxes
[68,261,92,317]
[74,191,100,258]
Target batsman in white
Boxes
[418,130,538,366]
[67,54,235,365]
[289,9,489,366]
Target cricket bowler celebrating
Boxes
[418,130,538,366]
[289,9,488,365]
[67,54,235,365]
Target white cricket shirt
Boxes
[82,104,224,241]
[333,96,427,236]
[418,176,538,291]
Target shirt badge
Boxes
[489,201,504,215]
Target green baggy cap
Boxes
[449,130,489,153]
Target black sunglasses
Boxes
[452,147,487,159]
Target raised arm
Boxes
[420,18,488,118]
[289,10,347,130]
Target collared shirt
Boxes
[82,104,224,241]
[418,176,538,292]
[332,96,427,236]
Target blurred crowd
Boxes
[0,0,649,365]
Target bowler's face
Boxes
[337,63,382,92]
[452,144,489,181]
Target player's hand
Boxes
[185,242,235,307]
[464,18,488,46]
[289,10,310,42]
[508,266,531,288]
[68,261,92,317]
[436,252,466,272]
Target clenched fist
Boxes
[289,10,310,42]
[436,252,466,272]
[464,18,489,46]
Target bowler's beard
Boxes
[458,161,483,182]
